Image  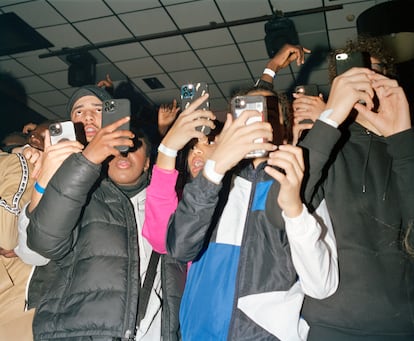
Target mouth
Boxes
[84,125,98,137]
[190,158,205,176]
[115,158,131,169]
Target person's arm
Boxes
[255,44,310,89]
[142,165,179,253]
[27,153,101,260]
[27,116,134,260]
[166,110,275,261]
[283,199,338,298]
[142,94,215,253]
[166,172,222,262]
[14,202,50,266]
[265,144,338,298]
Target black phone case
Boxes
[102,99,131,152]
[335,51,371,75]
[295,84,319,96]
[180,82,210,135]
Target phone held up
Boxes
[295,84,319,97]
[335,51,379,111]
[49,121,77,145]
[231,95,268,159]
[335,51,371,75]
[102,98,131,153]
[180,82,211,135]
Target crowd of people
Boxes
[0,35,413,341]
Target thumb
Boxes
[43,130,51,150]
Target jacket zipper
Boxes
[226,163,265,340]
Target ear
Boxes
[144,157,150,172]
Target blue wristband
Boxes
[34,182,45,194]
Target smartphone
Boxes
[295,84,319,97]
[102,98,131,152]
[180,82,210,135]
[231,95,268,159]
[265,95,285,146]
[335,51,371,75]
[49,121,77,145]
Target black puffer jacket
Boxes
[27,153,140,340]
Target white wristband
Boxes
[263,68,276,78]
[318,109,339,128]
[158,143,178,158]
[204,159,224,184]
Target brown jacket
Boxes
[0,152,35,340]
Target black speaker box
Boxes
[265,16,299,58]
[67,53,96,87]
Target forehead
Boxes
[247,89,274,97]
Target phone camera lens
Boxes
[50,124,61,136]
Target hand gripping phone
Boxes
[49,121,77,145]
[102,98,131,152]
[231,95,268,158]
[294,84,319,124]
[180,82,210,135]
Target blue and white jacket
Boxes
[166,162,338,341]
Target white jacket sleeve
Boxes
[14,202,50,266]
[283,199,338,299]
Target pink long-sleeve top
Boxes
[143,165,179,254]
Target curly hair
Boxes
[328,34,396,83]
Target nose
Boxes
[192,144,204,155]
[84,111,94,122]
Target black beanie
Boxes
[66,85,112,117]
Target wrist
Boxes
[283,202,303,218]
[158,143,178,158]
[34,181,45,194]
[203,159,224,184]
[263,68,276,79]
[318,109,339,128]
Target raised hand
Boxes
[97,74,113,89]
[268,44,311,72]
[29,130,85,212]
[355,73,411,137]
[209,110,276,175]
[265,144,304,217]
[158,99,181,136]
[325,67,376,126]
[292,92,326,123]
[82,116,134,164]
[35,130,85,185]
[161,93,216,152]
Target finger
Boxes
[264,164,286,183]
[43,130,51,150]
[278,145,304,171]
[104,116,131,132]
[182,93,210,115]
[236,109,265,126]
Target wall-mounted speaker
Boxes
[265,16,299,59]
[67,53,96,87]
